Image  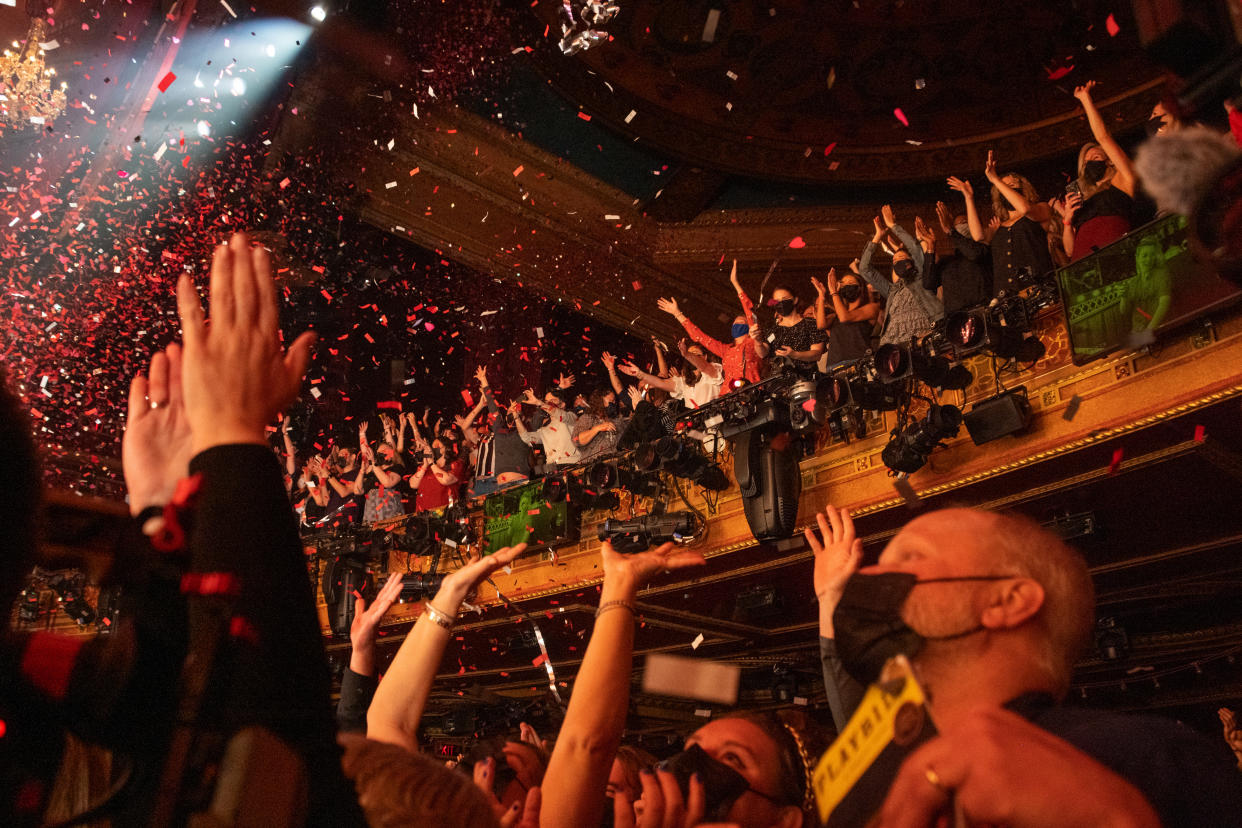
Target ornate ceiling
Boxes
[524,0,1163,184]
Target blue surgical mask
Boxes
[731,322,749,338]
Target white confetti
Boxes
[691,633,704,649]
[219,0,237,17]
[385,181,397,189]
[624,109,636,123]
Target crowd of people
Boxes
[4,77,1242,826]
[284,81,1242,533]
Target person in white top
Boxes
[618,340,724,447]
[514,373,583,467]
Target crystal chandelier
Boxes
[0,19,67,128]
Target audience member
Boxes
[657,260,763,389]
[815,268,879,368]
[515,375,582,468]
[925,187,993,312]
[808,504,1242,827]
[859,206,943,347]
[752,286,827,371]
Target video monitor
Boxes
[1055,214,1242,364]
[481,478,578,554]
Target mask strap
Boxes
[915,574,1019,585]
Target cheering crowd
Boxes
[5,82,1242,827]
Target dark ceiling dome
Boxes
[527,0,1162,184]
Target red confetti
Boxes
[1194,425,1206,442]
[1105,14,1120,36]
[893,107,909,127]
[532,654,547,667]
[824,142,837,156]
[157,71,176,92]
[577,111,592,121]
[788,236,805,249]
[1046,65,1075,80]
[1108,447,1124,475]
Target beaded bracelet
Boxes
[423,601,455,630]
[595,599,637,620]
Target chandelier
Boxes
[0,19,67,128]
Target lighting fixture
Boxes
[881,404,963,474]
[0,19,68,129]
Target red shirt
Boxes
[678,289,764,389]
[413,459,466,512]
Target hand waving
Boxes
[656,297,681,317]
[946,176,973,197]
[176,233,316,455]
[124,343,195,516]
[805,506,863,631]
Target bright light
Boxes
[196,120,211,137]
[265,43,276,58]
[230,77,246,96]
[310,5,326,22]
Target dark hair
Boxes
[0,366,39,612]
[719,710,824,821]
[587,387,613,419]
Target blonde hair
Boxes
[990,174,1042,222]
[340,735,502,828]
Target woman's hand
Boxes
[1053,191,1083,220]
[729,259,742,291]
[433,543,528,613]
[984,149,1000,183]
[351,574,404,653]
[626,385,643,408]
[1073,80,1097,104]
[617,361,641,378]
[176,233,316,455]
[657,297,682,317]
[914,216,936,247]
[946,176,973,197]
[805,506,864,609]
[475,365,489,386]
[601,540,706,593]
[811,275,827,298]
[676,338,690,358]
[613,771,709,828]
[556,372,575,390]
[601,351,616,369]
[872,216,887,242]
[522,388,541,405]
[123,343,196,516]
[934,200,955,235]
[881,204,896,228]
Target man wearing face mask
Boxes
[807,505,1242,828]
[859,205,944,347]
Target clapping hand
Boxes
[175,233,316,456]
[872,216,887,242]
[935,200,955,235]
[826,268,840,294]
[811,275,827,298]
[626,385,643,408]
[881,204,896,228]
[123,343,195,516]
[914,215,936,247]
[946,176,973,197]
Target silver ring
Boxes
[149,400,167,410]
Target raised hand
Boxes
[946,176,973,197]
[650,336,669,353]
[805,506,864,611]
[176,233,316,455]
[556,372,575,390]
[881,204,896,228]
[124,343,195,516]
[984,149,999,182]
[729,258,741,291]
[1052,191,1083,220]
[935,200,955,235]
[1219,708,1242,765]
[872,216,887,242]
[475,365,488,386]
[617,361,641,378]
[522,388,541,405]
[600,351,616,369]
[811,275,827,297]
[626,385,642,408]
[1073,80,1097,103]
[656,297,682,317]
[826,268,840,293]
[602,540,705,590]
[914,215,936,246]
[849,257,861,275]
[351,573,404,651]
[676,337,690,357]
[436,543,527,611]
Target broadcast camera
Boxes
[598,510,700,554]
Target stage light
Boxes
[875,344,911,382]
[310,5,327,22]
[735,427,801,541]
[265,43,277,57]
[881,404,963,474]
[230,76,246,96]
[599,511,697,554]
[652,436,729,490]
[849,379,902,411]
[946,309,1045,362]
[196,120,211,137]
[963,387,1031,445]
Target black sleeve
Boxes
[187,444,364,825]
[923,255,943,292]
[482,384,501,417]
[617,400,662,450]
[336,667,379,734]
[820,636,866,734]
[951,230,991,263]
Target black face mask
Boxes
[604,401,620,418]
[1144,115,1166,138]
[838,284,862,303]
[1082,159,1109,185]
[832,571,1012,686]
[656,744,753,821]
[773,298,796,317]
[893,259,917,281]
